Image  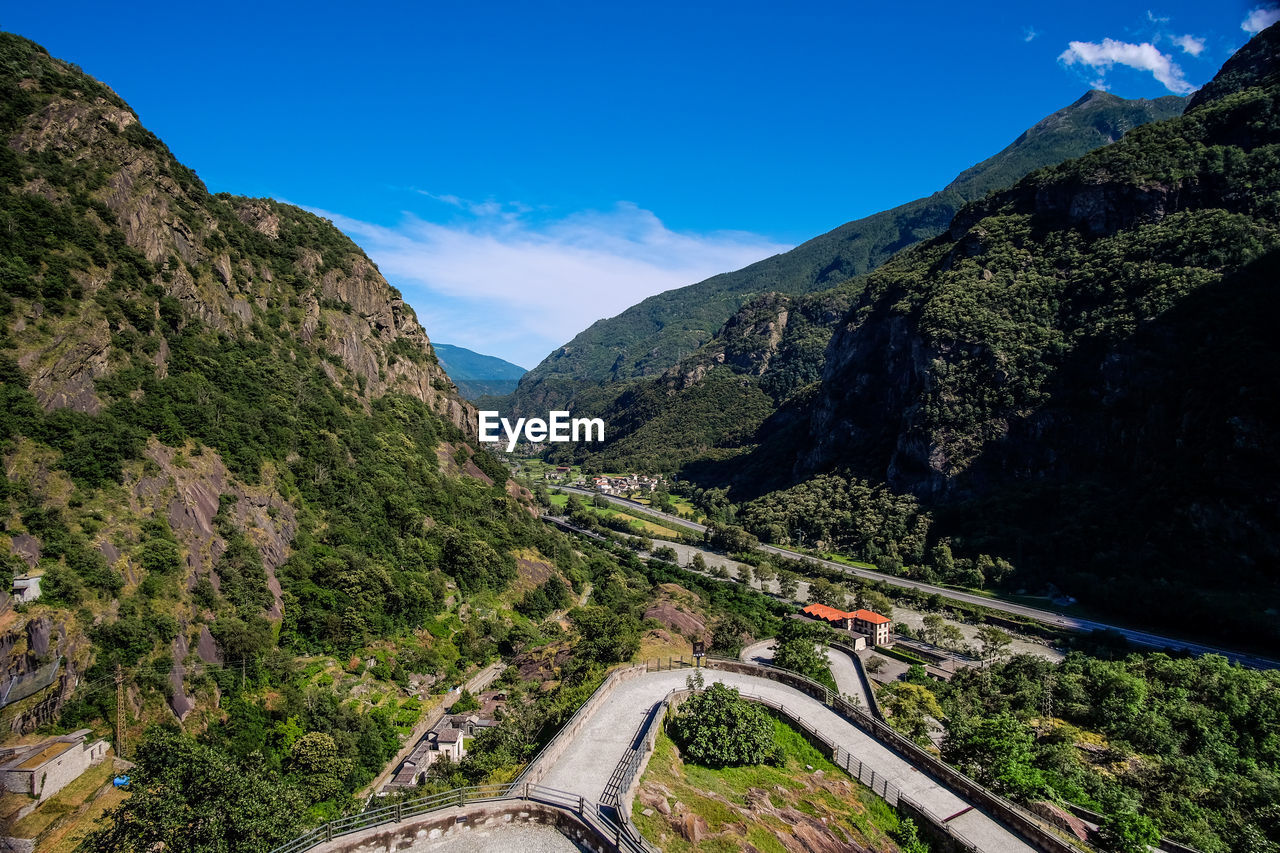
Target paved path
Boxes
[407,823,585,852]
[740,640,872,712]
[555,487,1279,669]
[536,668,1035,853]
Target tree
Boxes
[288,731,353,806]
[710,612,752,657]
[942,714,1046,800]
[670,682,777,768]
[1095,808,1160,853]
[772,619,835,690]
[778,571,799,600]
[857,588,893,619]
[80,729,305,852]
[568,606,639,664]
[921,613,946,645]
[450,689,480,713]
[880,682,945,746]
[975,625,1013,667]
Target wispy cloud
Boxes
[1023,26,1038,43]
[307,202,790,369]
[1170,34,1206,56]
[1059,38,1195,94]
[1242,5,1280,34]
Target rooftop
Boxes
[802,602,890,625]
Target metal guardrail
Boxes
[702,657,1087,853]
[268,782,648,853]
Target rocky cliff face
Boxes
[0,33,490,733]
[5,71,471,435]
[751,25,1280,642]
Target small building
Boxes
[849,609,891,647]
[0,730,110,801]
[385,695,507,789]
[11,575,41,603]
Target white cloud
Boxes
[1170,34,1206,56]
[1023,26,1038,43]
[1059,38,1195,94]
[306,202,790,369]
[1242,6,1280,34]
[1146,10,1170,24]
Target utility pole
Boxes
[115,664,124,760]
[1040,672,1055,732]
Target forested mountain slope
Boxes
[0,28,555,765]
[716,24,1280,647]
[510,90,1185,413]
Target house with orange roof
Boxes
[801,602,892,647]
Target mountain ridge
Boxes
[509,89,1187,415]
[432,342,526,401]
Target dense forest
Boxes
[540,24,1280,651]
[922,648,1280,852]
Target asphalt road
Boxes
[555,487,1280,669]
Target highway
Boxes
[555,486,1280,669]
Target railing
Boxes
[515,663,648,788]
[268,782,649,853]
[702,657,1089,853]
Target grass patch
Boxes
[13,757,123,850]
[633,715,902,852]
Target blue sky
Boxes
[5,1,1273,367]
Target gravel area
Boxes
[405,824,585,852]
[891,604,1065,662]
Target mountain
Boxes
[0,29,558,751]
[699,24,1280,648]
[510,90,1187,414]
[432,342,526,401]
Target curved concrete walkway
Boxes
[741,640,872,712]
[537,668,1035,853]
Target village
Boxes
[526,462,665,498]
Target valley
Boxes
[1,12,1279,853]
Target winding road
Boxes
[533,667,1036,853]
[556,487,1279,669]
[740,639,872,712]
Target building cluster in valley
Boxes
[386,690,507,789]
[539,466,664,496]
[588,473,662,495]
